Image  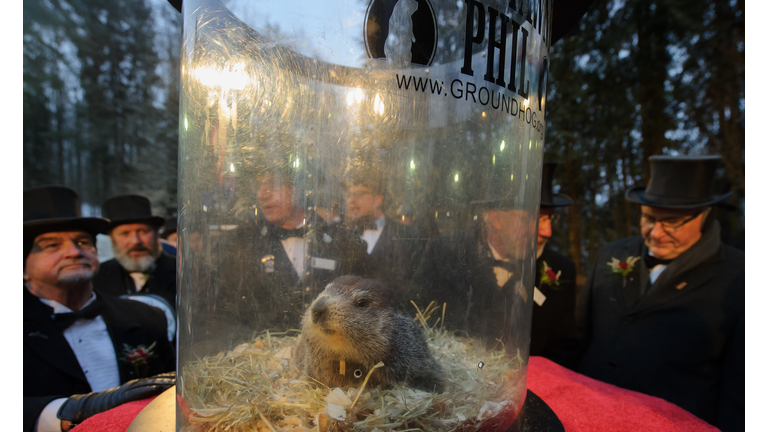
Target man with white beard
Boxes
[92,195,177,310]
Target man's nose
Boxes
[62,240,84,257]
[650,221,667,238]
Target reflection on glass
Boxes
[177,0,550,430]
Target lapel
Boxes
[369,218,392,259]
[633,248,722,312]
[604,239,647,311]
[23,289,89,385]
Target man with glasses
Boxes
[530,163,579,368]
[344,170,425,290]
[575,156,744,431]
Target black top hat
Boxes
[102,195,165,230]
[24,185,110,247]
[625,155,732,209]
[540,162,573,207]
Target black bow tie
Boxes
[644,254,674,269]
[492,259,516,273]
[352,216,377,233]
[272,226,307,240]
[53,298,104,331]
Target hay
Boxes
[180,302,526,432]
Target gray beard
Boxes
[113,246,159,273]
[58,269,95,286]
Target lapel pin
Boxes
[675,282,688,290]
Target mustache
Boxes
[128,245,150,253]
[58,259,94,269]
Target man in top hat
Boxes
[410,190,535,351]
[575,155,744,431]
[222,166,369,333]
[93,195,177,310]
[345,170,426,290]
[24,186,175,432]
[530,162,579,368]
[159,209,178,256]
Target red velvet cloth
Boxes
[74,357,717,431]
[527,356,718,432]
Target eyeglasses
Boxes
[640,212,700,232]
[539,214,560,225]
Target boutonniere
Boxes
[539,260,562,288]
[607,256,641,287]
[119,342,157,376]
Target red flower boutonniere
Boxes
[119,342,157,376]
[607,256,641,287]
[539,261,562,288]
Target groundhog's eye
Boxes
[355,298,368,308]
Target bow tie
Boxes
[492,259,516,273]
[644,254,674,269]
[53,298,104,331]
[272,226,307,240]
[352,216,377,232]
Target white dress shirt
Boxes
[280,221,308,278]
[36,293,121,432]
[489,243,512,287]
[361,216,386,255]
[647,252,669,284]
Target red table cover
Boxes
[73,356,718,432]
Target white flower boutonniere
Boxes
[607,256,641,287]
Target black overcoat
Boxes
[93,252,177,309]
[575,234,744,431]
[410,225,533,351]
[530,246,579,368]
[220,215,369,332]
[23,289,175,432]
[361,216,427,290]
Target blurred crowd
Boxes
[24,154,743,431]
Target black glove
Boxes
[57,372,175,426]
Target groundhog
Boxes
[294,275,445,393]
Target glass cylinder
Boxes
[177,0,551,430]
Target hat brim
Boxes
[24,216,111,240]
[107,216,166,230]
[625,187,734,209]
[541,193,574,207]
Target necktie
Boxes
[351,216,377,234]
[53,298,104,331]
[644,254,673,269]
[272,226,306,240]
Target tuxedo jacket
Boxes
[410,225,531,351]
[219,215,369,332]
[530,246,579,368]
[93,252,177,309]
[23,289,174,432]
[361,217,427,290]
[575,235,744,431]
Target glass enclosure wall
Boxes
[177,0,552,430]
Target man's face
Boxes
[257,175,297,226]
[110,223,161,272]
[537,207,554,258]
[24,230,100,288]
[488,208,533,260]
[640,205,705,260]
[346,185,383,221]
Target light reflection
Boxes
[373,93,385,115]
[346,88,365,106]
[410,160,415,169]
[454,174,459,182]
[229,163,235,173]
[500,140,505,151]
[194,62,250,91]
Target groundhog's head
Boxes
[302,275,397,360]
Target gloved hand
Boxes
[57,372,175,428]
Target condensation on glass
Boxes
[176,0,552,430]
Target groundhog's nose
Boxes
[312,296,328,324]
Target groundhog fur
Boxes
[294,275,445,393]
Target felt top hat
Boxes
[24,186,110,252]
[625,155,732,209]
[102,195,165,230]
[540,162,573,207]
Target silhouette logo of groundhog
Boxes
[295,275,445,392]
